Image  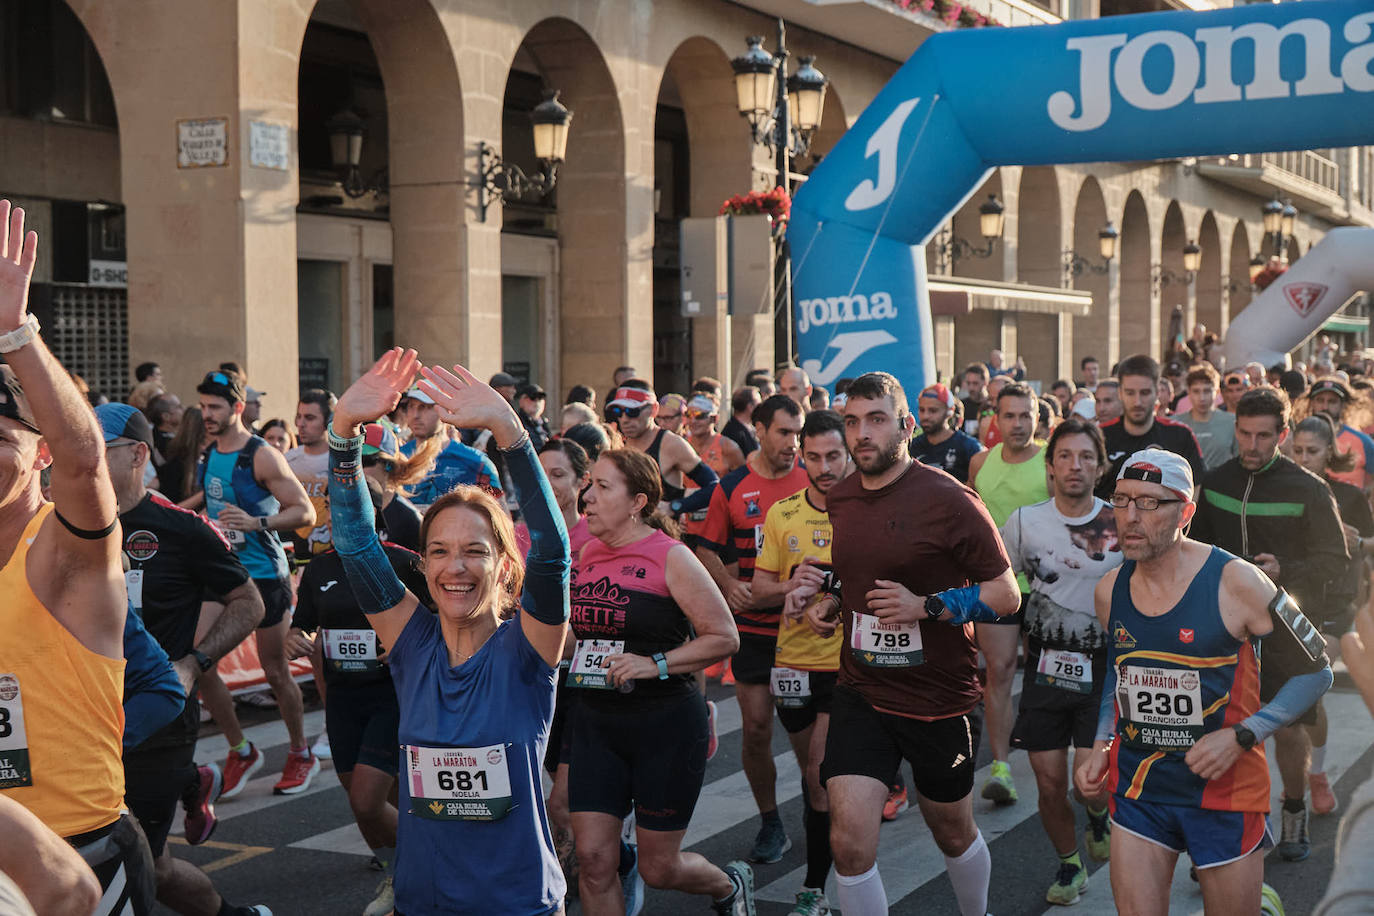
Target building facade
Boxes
[0,0,1368,412]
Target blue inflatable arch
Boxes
[791,0,1374,394]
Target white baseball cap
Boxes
[1116,448,1194,501]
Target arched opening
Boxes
[1227,221,1253,327]
[1119,191,1152,361]
[1159,200,1187,360]
[14,1,124,398]
[1195,211,1222,344]
[653,36,751,394]
[1070,176,1113,371]
[509,18,627,400]
[1016,166,1062,381]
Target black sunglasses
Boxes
[607,405,647,420]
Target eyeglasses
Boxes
[607,405,646,420]
[1110,494,1184,511]
[659,411,681,421]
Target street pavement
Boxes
[161,670,1374,915]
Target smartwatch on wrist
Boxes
[652,652,669,680]
[190,649,215,673]
[924,594,947,620]
[1232,724,1257,751]
[258,516,271,530]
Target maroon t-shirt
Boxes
[828,460,1011,720]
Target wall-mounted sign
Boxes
[178,117,228,168]
[249,120,290,171]
[88,259,128,288]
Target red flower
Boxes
[719,187,792,222]
[942,2,964,25]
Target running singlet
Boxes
[389,612,564,915]
[0,504,126,837]
[569,529,695,711]
[401,437,501,509]
[644,428,686,503]
[202,440,289,580]
[975,443,1049,528]
[699,463,811,636]
[285,446,332,556]
[293,545,430,689]
[516,516,591,562]
[1106,546,1269,812]
[827,462,1010,720]
[755,489,841,671]
[1330,425,1374,489]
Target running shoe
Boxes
[714,861,756,916]
[1278,800,1310,861]
[1260,883,1285,916]
[310,732,332,761]
[788,887,830,915]
[981,760,1018,806]
[219,743,264,800]
[882,784,909,822]
[362,876,394,916]
[705,660,727,681]
[1084,808,1111,861]
[706,700,720,762]
[622,844,645,916]
[1309,772,1338,816]
[721,661,736,686]
[1045,861,1088,906]
[273,750,321,795]
[749,818,791,864]
[183,763,221,845]
[238,690,278,708]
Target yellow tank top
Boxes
[0,504,125,837]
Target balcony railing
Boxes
[1258,150,1341,197]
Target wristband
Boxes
[327,426,365,450]
[652,652,669,680]
[0,314,40,354]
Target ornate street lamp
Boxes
[935,194,1006,273]
[477,90,573,222]
[326,108,381,199]
[1062,221,1118,283]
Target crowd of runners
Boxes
[3,196,1374,916]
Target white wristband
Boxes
[0,314,40,354]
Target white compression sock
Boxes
[1311,744,1327,774]
[944,830,991,916]
[834,863,888,916]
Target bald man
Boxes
[779,367,813,414]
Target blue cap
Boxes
[362,423,399,457]
[95,403,154,447]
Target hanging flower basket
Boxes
[719,187,791,224]
[1253,258,1288,292]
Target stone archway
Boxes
[510,17,627,398]
[1227,221,1253,328]
[1196,211,1222,344]
[1070,176,1114,370]
[1159,200,1187,359]
[1119,191,1152,362]
[1016,166,1063,380]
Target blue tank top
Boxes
[203,442,288,580]
[1107,546,1269,812]
[388,611,563,915]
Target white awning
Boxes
[928,278,1093,317]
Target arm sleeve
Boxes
[122,607,186,749]
[1240,667,1333,743]
[1096,660,1119,742]
[676,461,719,514]
[505,435,570,625]
[328,434,407,613]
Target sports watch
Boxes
[924,594,947,620]
[190,649,215,673]
[1232,724,1257,751]
[652,652,670,680]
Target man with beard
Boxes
[1096,355,1204,500]
[607,381,718,519]
[1001,416,1121,905]
[807,372,1020,916]
[1305,378,1374,491]
[1189,387,1349,863]
[1076,449,1331,916]
[190,370,320,798]
[286,388,336,561]
[969,381,1049,807]
[959,363,990,437]
[698,394,808,865]
[751,409,851,916]
[909,384,982,483]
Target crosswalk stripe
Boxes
[289,822,371,857]
[192,709,328,763]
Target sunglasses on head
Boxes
[608,405,647,419]
[1224,377,1248,388]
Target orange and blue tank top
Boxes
[1107,545,1269,813]
[0,504,126,837]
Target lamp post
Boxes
[1263,196,1298,261]
[934,195,1006,274]
[732,21,829,367]
[476,90,573,222]
[1061,222,1119,284]
[1152,240,1202,292]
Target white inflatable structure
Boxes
[1223,227,1374,369]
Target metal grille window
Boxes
[48,283,128,399]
